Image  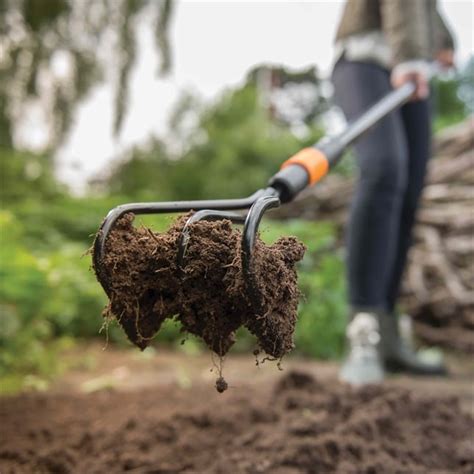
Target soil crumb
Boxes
[215,376,228,393]
[94,213,305,359]
[1,371,472,473]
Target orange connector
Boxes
[281,147,329,185]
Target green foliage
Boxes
[432,75,469,132]
[106,85,324,201]
[0,211,109,390]
[0,211,61,389]
[0,148,64,203]
[106,139,174,200]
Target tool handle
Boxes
[319,81,416,166]
[269,81,416,203]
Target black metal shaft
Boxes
[268,81,416,203]
[318,81,416,167]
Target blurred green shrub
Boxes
[0,149,64,203]
[0,210,109,392]
[432,75,469,132]
[0,211,61,390]
[105,85,324,201]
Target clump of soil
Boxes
[94,213,305,360]
[1,371,472,473]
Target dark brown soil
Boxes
[94,214,305,359]
[1,370,472,473]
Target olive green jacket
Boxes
[335,0,455,66]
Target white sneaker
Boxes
[339,312,384,386]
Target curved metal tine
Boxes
[92,189,267,272]
[177,210,246,268]
[241,196,281,280]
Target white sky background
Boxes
[55,0,474,191]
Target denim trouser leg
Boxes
[386,100,431,311]
[332,59,431,314]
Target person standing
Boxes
[332,0,455,384]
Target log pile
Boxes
[272,118,474,352]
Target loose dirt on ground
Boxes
[94,214,305,369]
[1,358,473,474]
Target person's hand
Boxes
[436,49,455,70]
[391,69,429,101]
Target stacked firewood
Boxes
[272,118,474,352]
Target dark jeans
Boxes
[332,59,431,314]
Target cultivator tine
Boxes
[177,210,246,268]
[241,196,281,302]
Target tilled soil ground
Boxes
[1,348,473,474]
